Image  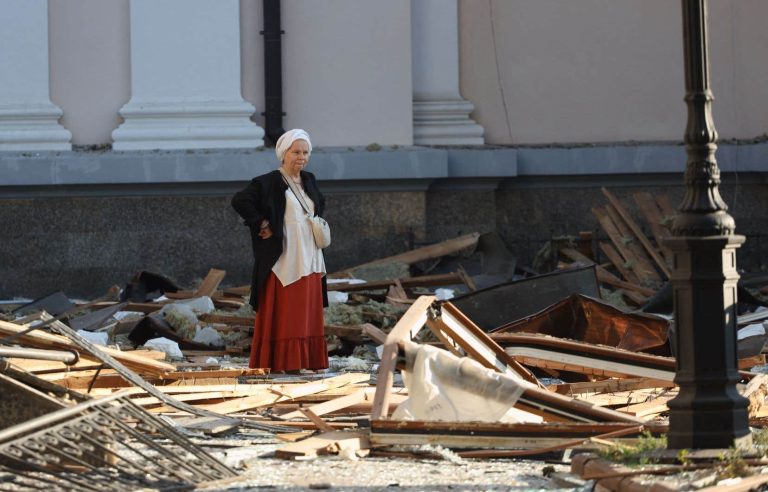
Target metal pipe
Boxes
[0,346,79,365]
[262,0,285,145]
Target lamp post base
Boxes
[664,234,751,449]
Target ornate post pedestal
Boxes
[665,236,750,449]
[665,0,751,450]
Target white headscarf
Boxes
[275,129,312,162]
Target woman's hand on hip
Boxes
[258,220,273,239]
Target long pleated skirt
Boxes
[249,271,328,371]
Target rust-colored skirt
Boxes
[249,271,328,371]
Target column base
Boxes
[413,99,484,145]
[112,98,264,150]
[0,102,72,151]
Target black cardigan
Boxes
[231,169,328,310]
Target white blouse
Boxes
[271,188,326,286]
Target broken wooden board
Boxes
[369,420,665,450]
[427,301,540,386]
[633,192,673,261]
[548,377,675,396]
[328,272,465,292]
[492,332,676,381]
[174,416,241,436]
[602,187,670,279]
[330,233,480,278]
[591,205,660,287]
[0,319,175,377]
[615,394,674,418]
[275,430,369,460]
[371,296,435,420]
[559,248,655,300]
[199,373,370,415]
[194,268,227,297]
[599,241,642,286]
[279,388,372,420]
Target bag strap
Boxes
[278,168,313,216]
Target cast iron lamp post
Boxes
[664,0,751,449]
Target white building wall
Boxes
[458,0,768,145]
[240,0,265,130]
[281,0,413,146]
[49,0,130,147]
[40,0,768,148]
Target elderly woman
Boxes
[231,129,328,373]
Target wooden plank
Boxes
[580,389,673,408]
[0,319,175,377]
[548,378,675,396]
[274,430,369,460]
[560,248,655,297]
[370,296,435,420]
[328,272,464,292]
[370,421,657,451]
[194,268,227,297]
[509,355,673,381]
[331,233,480,277]
[602,187,670,278]
[615,395,673,418]
[633,192,672,261]
[493,332,676,379]
[599,241,641,285]
[198,313,255,326]
[298,408,335,432]
[602,204,662,284]
[279,388,372,420]
[4,357,105,374]
[158,368,268,380]
[129,389,273,407]
[655,194,677,219]
[174,416,241,436]
[199,373,370,414]
[362,324,388,345]
[429,302,540,386]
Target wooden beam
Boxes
[274,430,369,460]
[328,272,465,292]
[370,296,435,420]
[369,420,661,451]
[492,333,676,381]
[599,241,641,285]
[279,388,372,420]
[602,188,670,278]
[428,302,540,386]
[548,378,675,396]
[199,373,370,415]
[331,233,480,277]
[560,248,655,298]
[0,319,175,377]
[194,269,227,297]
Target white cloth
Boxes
[272,188,326,286]
[275,129,312,162]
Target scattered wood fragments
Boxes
[2,218,768,491]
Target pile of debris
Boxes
[2,188,768,491]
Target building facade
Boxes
[1,0,766,298]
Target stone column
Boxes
[112,0,263,150]
[411,0,483,145]
[0,0,71,151]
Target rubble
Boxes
[2,191,768,490]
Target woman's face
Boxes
[282,139,310,175]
